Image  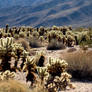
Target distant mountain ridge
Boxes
[0,0,44,8]
[0,0,92,27]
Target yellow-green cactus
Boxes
[37,67,48,83]
[47,57,68,77]
[0,70,15,81]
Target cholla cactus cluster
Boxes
[1,25,92,91]
[0,24,91,49]
[47,58,68,77]
[0,37,30,71]
[36,57,75,92]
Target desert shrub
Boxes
[0,80,30,92]
[63,50,92,80]
[74,27,84,32]
[15,38,30,51]
[29,37,41,48]
[47,39,65,50]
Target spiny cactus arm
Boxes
[37,67,48,77]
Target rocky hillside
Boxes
[0,0,92,27]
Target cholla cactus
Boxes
[22,56,36,72]
[34,52,45,67]
[66,35,75,47]
[19,32,26,38]
[37,67,48,84]
[3,70,15,80]
[0,70,15,81]
[52,25,59,30]
[47,57,68,77]
[32,31,39,38]
[0,72,3,81]
[5,24,9,33]
[0,37,29,71]
[12,43,25,71]
[45,57,74,91]
[0,37,14,71]
[20,50,29,70]
[66,31,74,36]
[47,72,75,91]
[22,56,37,86]
[48,30,63,43]
[0,31,3,38]
[39,36,44,42]
[39,26,45,36]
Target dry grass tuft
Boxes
[63,50,92,80]
[0,80,30,92]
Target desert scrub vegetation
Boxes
[0,25,92,91]
[0,24,92,50]
[0,37,74,91]
[63,50,92,80]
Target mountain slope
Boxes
[0,0,45,8]
[0,0,92,27]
